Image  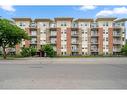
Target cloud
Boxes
[79,5,96,11]
[0,5,16,12]
[96,7,127,17]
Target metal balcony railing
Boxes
[91,33,98,37]
[91,49,98,52]
[30,41,37,44]
[113,41,121,44]
[113,33,121,36]
[113,48,121,52]
[71,49,78,52]
[71,41,78,45]
[29,23,37,28]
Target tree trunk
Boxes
[3,47,7,59]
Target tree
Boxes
[41,44,56,57]
[30,47,37,56]
[121,44,127,56]
[20,47,31,57]
[0,18,29,59]
[20,47,37,57]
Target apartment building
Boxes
[12,17,127,56]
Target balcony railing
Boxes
[91,33,98,37]
[91,48,98,52]
[50,41,56,45]
[50,33,57,38]
[29,23,37,28]
[71,41,79,45]
[113,48,121,52]
[113,33,121,37]
[50,24,56,28]
[91,41,98,44]
[72,49,78,52]
[90,23,98,28]
[71,33,79,37]
[30,41,37,44]
[113,41,121,45]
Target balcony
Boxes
[113,48,121,52]
[112,24,121,29]
[91,33,98,37]
[29,22,37,28]
[91,40,98,44]
[50,35,57,38]
[91,23,98,28]
[71,41,79,45]
[71,33,79,38]
[30,32,37,37]
[50,42,56,45]
[91,48,98,52]
[50,23,56,28]
[71,23,78,28]
[30,41,37,44]
[50,32,57,38]
[72,49,78,52]
[113,41,121,45]
[113,33,121,37]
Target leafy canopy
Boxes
[0,18,29,48]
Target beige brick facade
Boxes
[12,17,127,56]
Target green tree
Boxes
[20,47,37,57]
[20,47,31,57]
[0,18,29,59]
[121,44,127,56]
[41,44,56,57]
[29,47,37,56]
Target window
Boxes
[106,38,108,41]
[103,23,105,26]
[121,22,124,26]
[19,22,25,26]
[61,24,63,26]
[85,23,87,26]
[43,24,46,26]
[106,22,108,26]
[123,37,125,41]
[64,23,66,26]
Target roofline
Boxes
[12,18,32,21]
[95,17,117,21]
[74,18,94,22]
[34,18,53,22]
[114,18,127,22]
[54,17,73,21]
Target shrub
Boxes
[29,47,37,56]
[20,47,31,57]
[20,47,37,57]
[41,44,56,57]
[121,44,127,56]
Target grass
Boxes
[55,55,126,58]
[0,54,126,60]
[0,54,25,60]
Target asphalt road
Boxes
[0,57,127,89]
